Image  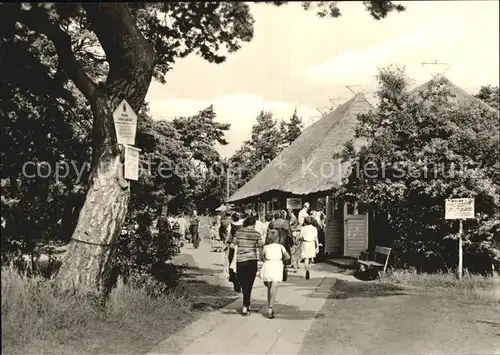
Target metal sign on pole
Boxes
[445,197,475,279]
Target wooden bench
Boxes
[357,246,392,277]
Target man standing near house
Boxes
[255,212,267,242]
[298,202,310,227]
[189,210,200,249]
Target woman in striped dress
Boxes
[228,215,264,316]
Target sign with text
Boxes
[124,145,141,181]
[113,99,137,145]
[286,198,302,210]
[445,198,475,220]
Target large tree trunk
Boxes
[54,3,156,295]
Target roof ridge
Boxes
[411,76,498,112]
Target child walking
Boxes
[260,229,290,319]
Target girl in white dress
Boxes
[299,217,319,280]
[260,229,290,318]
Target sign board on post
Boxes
[286,198,302,210]
[113,99,138,146]
[445,198,475,220]
[124,145,141,181]
[445,197,475,280]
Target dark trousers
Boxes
[191,227,199,248]
[318,229,325,258]
[237,260,258,307]
[282,239,292,266]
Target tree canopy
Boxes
[1,1,405,293]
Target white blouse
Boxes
[300,225,318,242]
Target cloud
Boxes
[148,94,317,158]
[303,21,465,85]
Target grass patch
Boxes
[386,268,500,306]
[1,264,235,355]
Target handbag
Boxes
[281,245,288,282]
[282,265,288,282]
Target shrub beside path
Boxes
[146,240,355,354]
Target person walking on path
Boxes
[260,229,290,319]
[227,212,244,292]
[287,208,298,228]
[311,205,326,260]
[298,202,310,227]
[176,211,187,242]
[254,212,267,242]
[211,214,223,251]
[262,212,273,244]
[228,215,264,316]
[267,211,293,266]
[189,210,200,249]
[298,216,319,280]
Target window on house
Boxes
[346,202,356,215]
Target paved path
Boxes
[146,241,360,355]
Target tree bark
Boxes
[52,3,156,294]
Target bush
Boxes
[113,211,183,289]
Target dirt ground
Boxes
[300,278,500,355]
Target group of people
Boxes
[217,202,326,318]
[157,208,201,249]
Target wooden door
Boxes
[324,196,342,255]
[343,201,369,257]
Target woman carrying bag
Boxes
[260,229,291,318]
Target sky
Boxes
[145,1,500,158]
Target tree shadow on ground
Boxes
[178,265,223,278]
[301,277,408,300]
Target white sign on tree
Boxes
[113,99,138,146]
[445,197,475,280]
[124,145,141,181]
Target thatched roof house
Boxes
[228,93,375,203]
[227,75,496,259]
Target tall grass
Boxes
[1,265,192,354]
[387,268,500,306]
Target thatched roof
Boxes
[410,74,497,112]
[229,76,496,204]
[228,93,374,203]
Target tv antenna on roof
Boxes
[421,60,452,78]
[345,85,368,95]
